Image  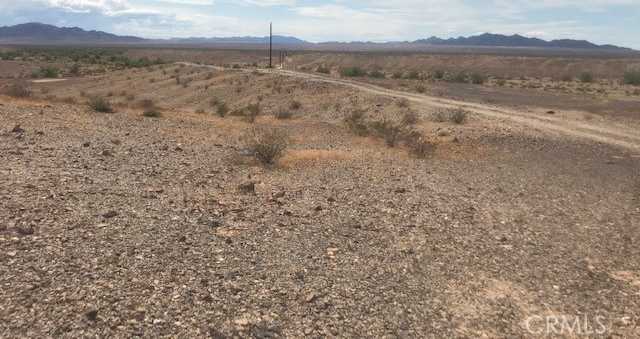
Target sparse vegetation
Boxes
[432,70,445,80]
[369,120,405,147]
[290,100,302,110]
[470,73,486,85]
[241,127,289,165]
[340,67,367,77]
[4,81,32,98]
[579,72,594,83]
[88,96,113,113]
[431,108,468,124]
[451,72,468,83]
[316,65,330,74]
[401,111,419,125]
[274,110,294,120]
[368,70,385,79]
[216,102,229,117]
[245,103,261,123]
[624,70,640,86]
[140,99,161,118]
[344,110,369,136]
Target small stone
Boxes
[85,309,98,322]
[82,142,90,147]
[437,129,450,137]
[102,150,113,157]
[11,125,25,134]
[327,196,336,203]
[314,205,323,211]
[7,251,17,257]
[238,181,256,194]
[111,139,122,145]
[102,211,118,219]
[546,110,556,115]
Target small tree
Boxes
[624,70,640,86]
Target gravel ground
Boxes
[1,90,640,338]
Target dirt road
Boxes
[179,62,640,152]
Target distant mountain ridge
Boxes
[415,33,629,50]
[0,23,143,43]
[0,23,633,51]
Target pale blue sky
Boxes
[1,0,639,48]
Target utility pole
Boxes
[269,22,273,68]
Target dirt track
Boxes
[180,62,640,152]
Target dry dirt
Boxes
[2,61,640,338]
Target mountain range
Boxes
[0,23,633,51]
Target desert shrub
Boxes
[369,120,405,147]
[344,110,369,136]
[401,111,419,125]
[143,110,162,118]
[274,110,294,120]
[392,71,403,79]
[431,110,449,122]
[33,66,59,78]
[368,70,385,79]
[245,103,261,123]
[624,70,640,86]
[449,108,468,124]
[470,73,486,85]
[496,79,507,86]
[416,84,426,93]
[316,65,330,74]
[4,81,32,98]
[289,100,302,110]
[241,127,289,165]
[340,67,366,77]
[406,137,436,158]
[405,70,421,80]
[451,72,468,83]
[195,108,206,114]
[210,97,220,107]
[216,102,229,117]
[61,96,77,104]
[432,70,445,80]
[561,74,573,82]
[397,98,410,108]
[69,63,81,76]
[88,96,113,113]
[578,72,594,83]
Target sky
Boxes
[0,0,639,48]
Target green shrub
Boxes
[624,70,640,86]
[340,67,366,77]
[392,71,403,79]
[88,96,113,113]
[578,72,594,83]
[432,70,445,80]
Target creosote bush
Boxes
[4,81,32,98]
[470,73,486,85]
[578,72,594,83]
[274,110,294,120]
[368,70,385,79]
[431,108,469,124]
[88,96,113,113]
[289,100,302,110]
[344,110,370,136]
[241,127,289,166]
[624,70,640,86]
[216,102,229,117]
[340,67,366,77]
[316,65,330,74]
[245,103,261,123]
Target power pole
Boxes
[269,22,273,68]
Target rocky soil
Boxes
[2,70,640,338]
